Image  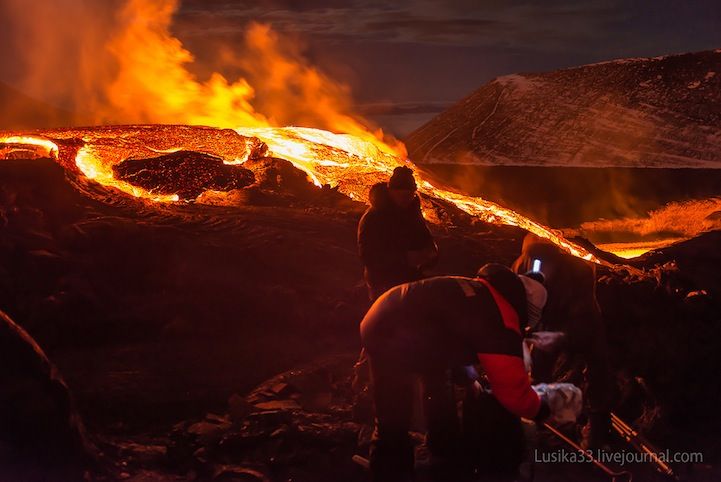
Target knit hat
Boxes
[518,275,548,330]
[388,166,417,190]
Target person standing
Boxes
[358,166,438,300]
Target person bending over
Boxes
[360,264,551,482]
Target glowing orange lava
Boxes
[0,126,598,262]
[596,239,683,259]
[0,0,601,262]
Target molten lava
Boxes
[596,240,683,260]
[0,126,598,262]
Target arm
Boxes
[477,352,548,421]
[406,211,438,269]
[358,212,406,270]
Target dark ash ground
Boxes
[2,157,721,481]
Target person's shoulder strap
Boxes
[474,277,521,335]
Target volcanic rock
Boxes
[3,151,721,479]
[253,400,301,411]
[241,157,355,208]
[187,417,232,446]
[634,230,721,297]
[164,355,363,482]
[596,261,721,433]
[0,309,93,479]
[213,465,268,481]
[113,151,255,200]
[408,49,721,167]
[244,157,315,193]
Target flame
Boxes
[2,0,404,159]
[0,0,598,262]
[238,24,406,159]
[104,0,267,129]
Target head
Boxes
[518,274,548,332]
[387,166,417,209]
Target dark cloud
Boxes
[174,0,643,52]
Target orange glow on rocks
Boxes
[0,126,598,262]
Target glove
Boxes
[533,394,551,423]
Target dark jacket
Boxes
[511,234,602,348]
[360,273,542,419]
[512,233,611,411]
[357,182,435,299]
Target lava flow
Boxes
[0,125,598,262]
[0,0,599,263]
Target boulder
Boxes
[244,157,315,194]
[0,309,94,479]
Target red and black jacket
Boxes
[360,270,543,420]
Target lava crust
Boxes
[113,151,255,200]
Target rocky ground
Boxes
[2,157,721,481]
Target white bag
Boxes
[532,383,583,425]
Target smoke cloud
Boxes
[0,0,403,155]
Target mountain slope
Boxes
[407,49,721,167]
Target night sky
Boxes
[1,0,720,135]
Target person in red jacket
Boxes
[360,264,550,482]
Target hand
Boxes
[527,331,566,353]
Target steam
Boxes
[0,0,403,156]
[580,198,721,238]
[0,0,118,122]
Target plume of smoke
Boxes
[0,0,121,123]
[0,0,404,155]
[580,197,721,238]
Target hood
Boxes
[368,182,421,213]
[519,233,595,287]
[368,182,390,209]
[521,233,563,260]
[518,275,548,330]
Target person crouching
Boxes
[360,264,551,482]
